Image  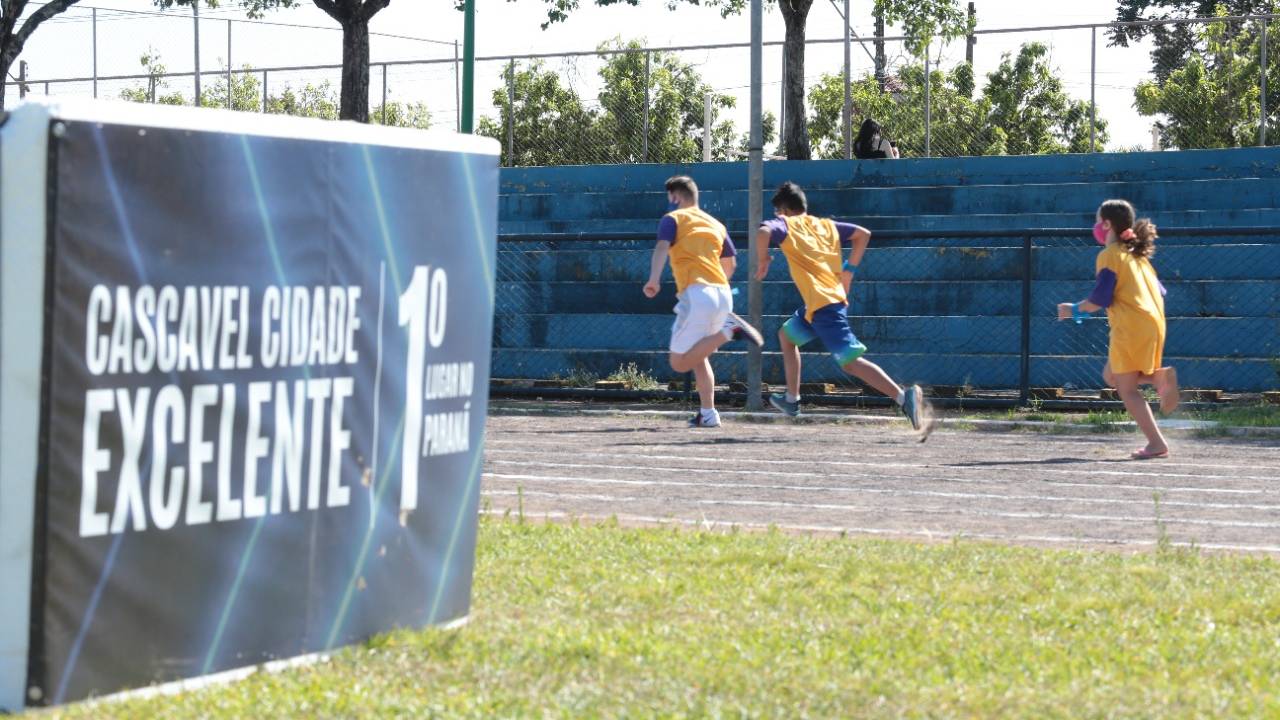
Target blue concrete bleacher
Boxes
[495,148,1280,393]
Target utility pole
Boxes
[842,0,852,160]
[18,61,28,99]
[461,0,475,133]
[193,2,202,104]
[874,10,886,91]
[747,0,764,411]
[966,2,976,66]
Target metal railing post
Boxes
[703,93,713,162]
[193,2,201,105]
[1262,18,1269,146]
[262,70,268,113]
[381,63,388,124]
[843,0,852,160]
[1090,26,1097,152]
[642,51,651,162]
[92,8,98,99]
[226,20,233,110]
[924,42,931,157]
[454,41,461,132]
[747,0,764,411]
[506,58,515,166]
[1019,234,1033,405]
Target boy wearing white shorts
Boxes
[643,176,763,427]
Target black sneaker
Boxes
[768,392,800,417]
[723,312,763,347]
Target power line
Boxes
[41,4,456,46]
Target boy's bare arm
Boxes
[644,241,671,298]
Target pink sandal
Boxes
[1130,447,1170,460]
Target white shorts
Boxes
[669,283,733,354]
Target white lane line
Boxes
[479,467,1280,511]
[478,509,1280,554]
[482,481,1280,530]
[483,438,1280,474]
[483,450,1280,492]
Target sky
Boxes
[12,0,1160,150]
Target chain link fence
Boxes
[490,227,1280,409]
[12,10,1279,156]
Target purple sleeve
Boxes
[1088,268,1118,308]
[720,234,737,258]
[657,215,677,245]
[834,221,865,249]
[761,217,788,248]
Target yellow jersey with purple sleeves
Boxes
[1089,243,1167,375]
[773,215,846,321]
[662,207,731,293]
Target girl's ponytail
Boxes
[1130,219,1158,258]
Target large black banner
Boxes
[26,111,497,705]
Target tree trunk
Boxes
[339,18,371,122]
[0,47,15,111]
[780,0,813,160]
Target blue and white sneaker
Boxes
[768,393,800,417]
[900,384,927,430]
[688,410,721,428]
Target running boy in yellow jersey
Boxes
[644,175,763,428]
[755,182,933,439]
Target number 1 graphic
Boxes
[399,266,429,512]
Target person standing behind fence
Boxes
[1057,199,1180,460]
[854,118,899,159]
[755,181,932,440]
[644,175,763,428]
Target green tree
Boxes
[808,43,1105,157]
[595,38,737,163]
[0,1,85,109]
[1134,11,1275,148]
[511,0,971,160]
[199,65,268,112]
[155,0,389,122]
[266,81,340,120]
[370,101,432,129]
[478,60,608,166]
[984,42,1107,155]
[1110,0,1272,82]
[119,50,189,106]
[809,62,1004,158]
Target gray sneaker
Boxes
[768,393,800,417]
[899,384,936,442]
[900,384,925,431]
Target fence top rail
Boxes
[497,226,1280,242]
[9,12,1280,87]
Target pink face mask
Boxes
[1092,221,1109,246]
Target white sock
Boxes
[785,393,800,403]
[701,407,719,420]
[895,389,906,406]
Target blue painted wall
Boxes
[497,149,1280,392]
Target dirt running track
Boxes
[480,408,1280,554]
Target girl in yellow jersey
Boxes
[755,182,933,439]
[1058,199,1179,460]
[644,176,763,428]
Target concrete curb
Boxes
[488,403,1280,440]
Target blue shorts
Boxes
[781,303,867,366]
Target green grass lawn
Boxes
[44,520,1280,719]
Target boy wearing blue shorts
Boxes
[754,182,933,439]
